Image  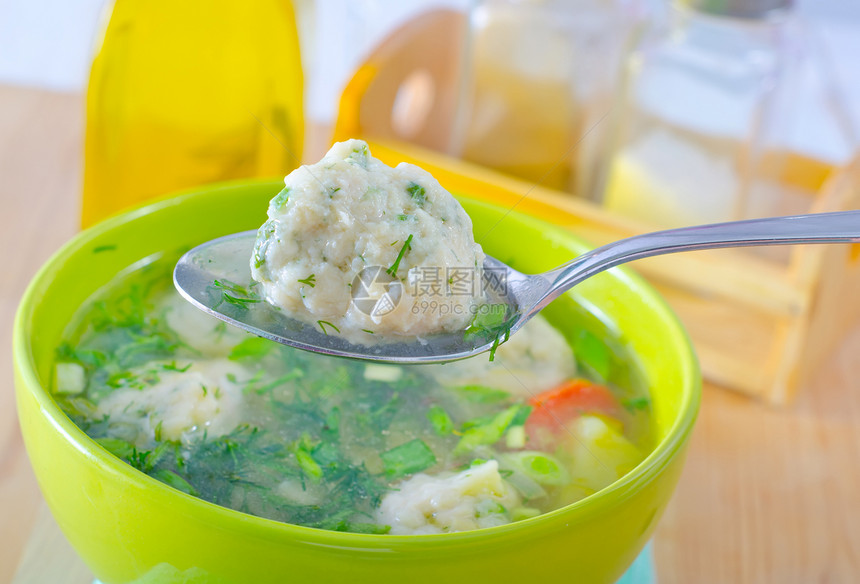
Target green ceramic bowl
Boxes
[14,180,699,584]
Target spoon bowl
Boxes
[174,232,518,363]
[175,210,860,363]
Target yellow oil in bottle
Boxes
[82,0,303,227]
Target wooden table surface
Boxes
[2,84,859,583]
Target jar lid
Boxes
[678,0,793,19]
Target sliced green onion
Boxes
[507,451,569,486]
[426,405,454,435]
[152,469,198,496]
[294,447,323,481]
[454,404,524,455]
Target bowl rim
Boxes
[14,179,701,549]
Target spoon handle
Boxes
[534,210,860,312]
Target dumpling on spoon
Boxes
[250,140,486,339]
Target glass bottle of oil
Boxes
[82,0,304,227]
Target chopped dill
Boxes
[317,320,341,335]
[212,279,260,310]
[297,274,316,288]
[386,234,413,278]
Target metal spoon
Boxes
[174,210,860,364]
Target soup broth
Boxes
[54,253,652,535]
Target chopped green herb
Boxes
[95,437,135,459]
[213,279,255,296]
[244,369,303,395]
[621,397,650,413]
[221,293,260,309]
[269,186,291,212]
[386,234,413,278]
[466,304,509,336]
[476,501,507,518]
[397,214,409,221]
[489,337,503,361]
[426,405,454,435]
[574,330,611,381]
[406,182,426,206]
[507,451,568,486]
[152,469,198,496]
[464,304,516,362]
[148,441,171,469]
[228,337,273,361]
[317,320,340,335]
[336,522,391,535]
[212,279,261,310]
[511,507,541,521]
[454,404,526,455]
[253,220,276,270]
[381,439,437,478]
[129,448,152,472]
[292,435,323,481]
[324,407,341,435]
[510,404,532,427]
[161,361,193,373]
[253,252,266,269]
[453,385,511,403]
[349,144,370,168]
[297,274,316,288]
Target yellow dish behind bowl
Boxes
[14,180,699,584]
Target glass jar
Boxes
[597,0,855,230]
[456,0,643,192]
